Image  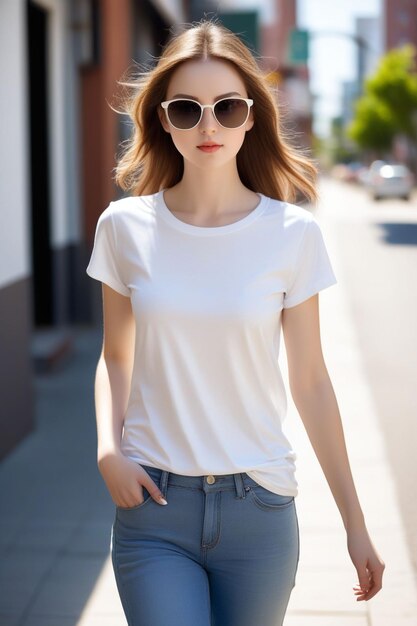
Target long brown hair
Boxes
[113,17,318,203]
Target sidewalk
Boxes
[0,196,416,625]
[283,195,417,625]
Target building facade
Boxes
[356,16,384,87]
[384,0,417,50]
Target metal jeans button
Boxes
[206,475,215,484]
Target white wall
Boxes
[0,0,31,288]
[0,0,82,292]
[34,0,80,247]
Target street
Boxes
[317,176,417,574]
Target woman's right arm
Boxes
[94,283,167,507]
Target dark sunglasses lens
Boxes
[167,100,201,129]
[214,99,249,128]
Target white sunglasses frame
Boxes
[160,97,254,130]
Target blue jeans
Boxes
[111,464,300,626]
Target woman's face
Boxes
[158,58,254,169]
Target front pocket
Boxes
[246,483,294,511]
[116,485,153,511]
[117,465,163,511]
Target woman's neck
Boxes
[165,174,257,217]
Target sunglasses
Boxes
[160,97,254,130]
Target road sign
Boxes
[218,11,259,55]
[289,29,309,65]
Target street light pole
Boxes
[308,30,374,94]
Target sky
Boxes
[297,0,381,137]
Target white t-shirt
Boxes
[86,189,337,496]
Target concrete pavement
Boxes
[284,183,417,625]
[0,180,416,625]
[0,324,125,626]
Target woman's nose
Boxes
[199,107,218,131]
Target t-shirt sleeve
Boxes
[283,216,337,309]
[86,203,130,297]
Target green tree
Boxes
[367,45,417,139]
[348,45,417,152]
[348,95,397,152]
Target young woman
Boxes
[86,18,384,626]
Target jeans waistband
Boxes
[140,463,251,499]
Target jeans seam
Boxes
[293,501,301,588]
[210,491,222,549]
[201,491,222,550]
[112,524,134,626]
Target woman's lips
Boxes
[197,145,222,153]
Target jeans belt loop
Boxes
[233,472,246,499]
[159,469,169,499]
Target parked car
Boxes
[331,161,367,183]
[367,163,414,201]
[345,161,368,183]
[359,160,387,186]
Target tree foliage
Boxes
[348,45,417,150]
[348,95,397,151]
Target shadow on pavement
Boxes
[0,326,117,625]
[375,222,417,246]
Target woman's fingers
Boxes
[139,467,168,505]
[140,474,168,505]
[102,456,168,507]
[355,564,372,597]
[362,565,384,601]
[353,560,385,601]
[348,529,385,602]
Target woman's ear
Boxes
[246,113,254,132]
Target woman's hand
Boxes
[347,526,385,601]
[98,451,167,508]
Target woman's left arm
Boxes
[282,294,385,602]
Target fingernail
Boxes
[158,496,168,505]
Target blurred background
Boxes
[1,1,416,624]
